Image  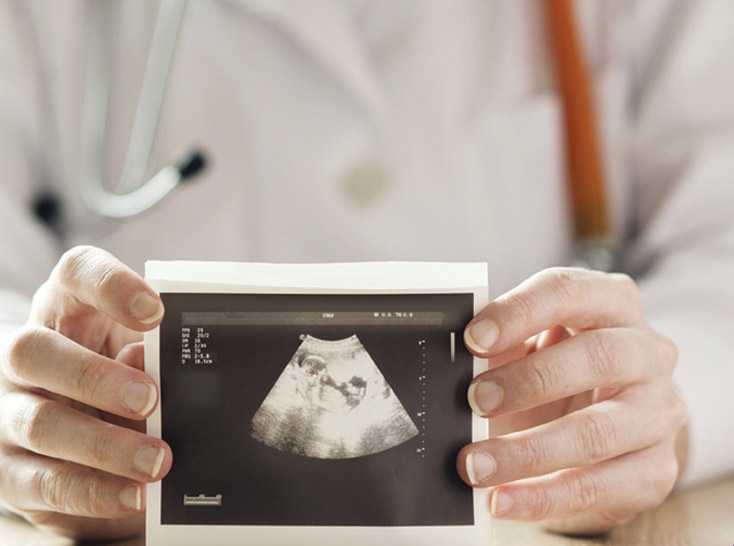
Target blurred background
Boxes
[0,0,733,543]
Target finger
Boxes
[0,448,146,519]
[464,268,644,357]
[50,246,164,331]
[484,337,536,370]
[27,279,114,353]
[467,327,671,417]
[2,326,158,419]
[485,443,678,525]
[0,392,172,482]
[458,387,686,487]
[535,325,571,351]
[484,326,570,372]
[116,342,145,371]
[109,342,148,435]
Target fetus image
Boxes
[251,334,419,459]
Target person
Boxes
[0,0,732,540]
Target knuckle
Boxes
[92,263,125,302]
[575,410,617,462]
[543,267,581,305]
[583,330,621,381]
[36,466,109,517]
[56,245,97,283]
[3,326,49,381]
[21,399,58,451]
[87,429,115,468]
[568,471,603,512]
[83,475,108,517]
[523,359,559,400]
[525,486,553,520]
[36,467,69,511]
[516,435,551,474]
[73,356,105,402]
[501,290,536,327]
[55,245,126,301]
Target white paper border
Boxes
[145,262,490,546]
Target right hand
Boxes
[0,246,172,540]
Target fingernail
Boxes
[134,446,165,478]
[130,292,164,324]
[468,381,504,416]
[490,488,513,517]
[121,381,157,416]
[465,319,499,352]
[466,452,497,485]
[119,485,142,511]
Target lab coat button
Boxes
[341,163,390,207]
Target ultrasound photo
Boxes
[158,292,476,527]
[251,334,419,459]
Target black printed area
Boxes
[159,293,474,526]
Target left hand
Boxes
[457,267,688,535]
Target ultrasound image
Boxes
[251,334,419,459]
[159,293,475,526]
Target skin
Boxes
[0,246,171,540]
[457,267,689,535]
[0,249,687,539]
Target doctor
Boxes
[0,0,732,540]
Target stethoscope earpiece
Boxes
[32,191,63,229]
[177,148,208,182]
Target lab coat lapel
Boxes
[227,0,386,124]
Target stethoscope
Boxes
[31,0,618,271]
[34,0,206,227]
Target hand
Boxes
[0,246,172,540]
[457,267,688,535]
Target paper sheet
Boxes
[145,261,489,546]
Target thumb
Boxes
[50,246,164,331]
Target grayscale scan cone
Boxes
[251,334,419,458]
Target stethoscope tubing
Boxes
[80,0,202,219]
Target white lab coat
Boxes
[0,0,732,486]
